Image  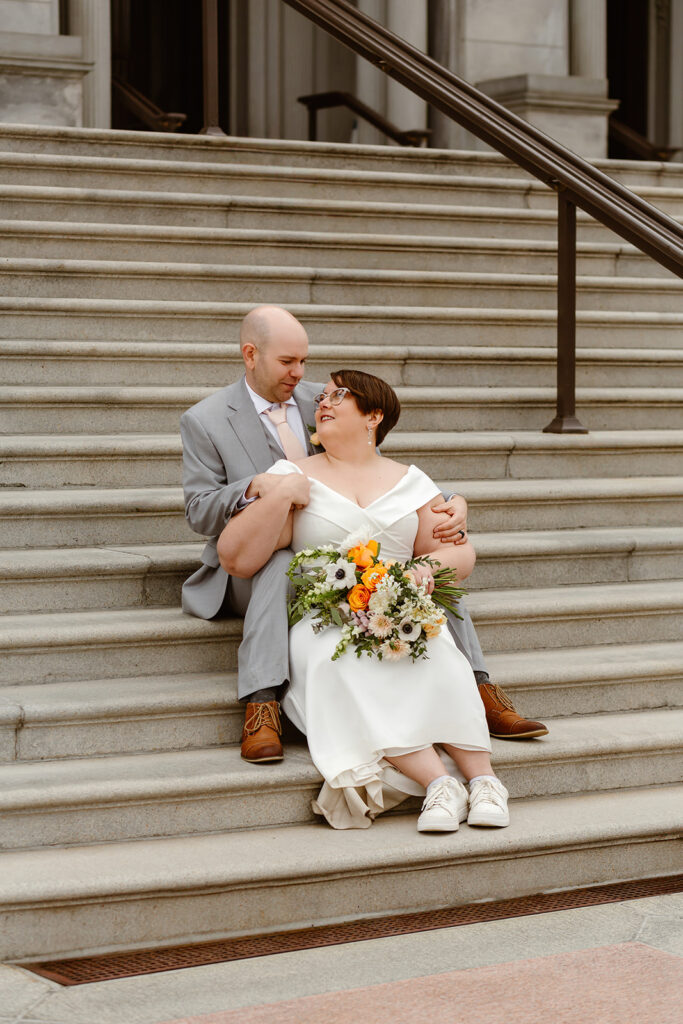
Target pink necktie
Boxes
[265,404,307,461]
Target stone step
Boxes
[467,580,683,652]
[4,125,681,189]
[0,709,681,851]
[2,580,681,686]
[3,430,683,489]
[4,340,683,388]
[5,184,679,244]
[1,152,681,215]
[3,476,680,550]
[0,608,238,687]
[2,641,680,764]
[1,784,680,962]
[3,384,683,434]
[460,476,683,532]
[471,526,683,590]
[0,673,237,763]
[2,258,681,312]
[1,527,681,614]
[2,297,681,348]
[0,544,201,614]
[485,640,683,719]
[1,220,672,278]
[0,487,193,548]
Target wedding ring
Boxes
[458,530,465,539]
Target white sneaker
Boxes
[467,776,510,827]
[417,777,469,832]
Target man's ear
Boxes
[242,343,257,370]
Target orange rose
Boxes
[348,584,371,611]
[347,540,379,568]
[361,563,389,592]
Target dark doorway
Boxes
[607,0,649,157]
[111,0,231,135]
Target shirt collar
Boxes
[245,380,298,415]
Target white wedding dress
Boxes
[268,459,491,829]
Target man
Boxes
[181,305,548,762]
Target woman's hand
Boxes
[280,473,311,510]
[407,564,435,594]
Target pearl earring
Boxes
[367,425,373,446]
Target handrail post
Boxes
[308,105,318,141]
[544,191,587,433]
[201,0,226,136]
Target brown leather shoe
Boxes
[479,682,549,739]
[241,701,284,762]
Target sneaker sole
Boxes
[417,806,468,832]
[467,812,510,827]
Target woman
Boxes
[218,370,509,832]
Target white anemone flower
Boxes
[323,559,357,590]
[397,617,421,643]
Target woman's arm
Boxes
[217,473,310,578]
[413,501,476,580]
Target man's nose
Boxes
[290,363,304,379]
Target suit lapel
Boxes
[295,387,320,455]
[226,378,281,472]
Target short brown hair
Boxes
[330,370,401,446]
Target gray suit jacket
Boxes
[180,376,322,618]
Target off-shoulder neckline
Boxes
[279,460,416,510]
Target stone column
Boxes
[355,0,387,144]
[0,0,90,127]
[670,0,683,155]
[385,0,428,136]
[69,0,111,128]
[570,0,606,79]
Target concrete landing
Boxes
[1,892,680,1024]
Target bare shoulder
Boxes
[379,457,411,482]
[294,453,326,476]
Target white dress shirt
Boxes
[235,382,310,511]
[245,381,309,453]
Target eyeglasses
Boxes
[314,387,352,407]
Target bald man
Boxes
[180,306,548,763]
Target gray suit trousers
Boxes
[222,548,293,701]
[445,605,487,675]
[222,548,487,700]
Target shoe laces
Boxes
[483,682,517,713]
[470,779,504,809]
[245,702,281,735]
[422,780,458,812]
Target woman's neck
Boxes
[322,445,380,469]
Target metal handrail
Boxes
[609,117,679,162]
[282,0,683,432]
[112,76,186,133]
[298,90,430,147]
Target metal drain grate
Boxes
[22,874,683,986]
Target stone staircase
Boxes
[0,124,681,963]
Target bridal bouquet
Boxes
[287,532,466,663]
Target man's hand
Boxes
[431,494,468,544]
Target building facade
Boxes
[0,0,681,159]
